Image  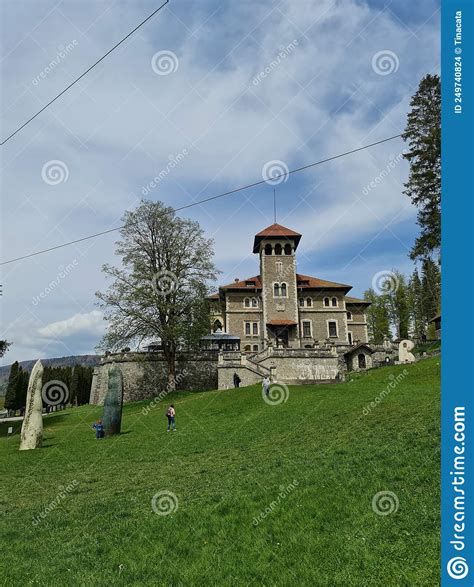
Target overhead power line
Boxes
[0,0,170,146]
[0,133,403,266]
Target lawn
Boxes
[0,358,440,586]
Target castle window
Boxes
[302,321,312,337]
[244,344,251,352]
[347,311,352,321]
[331,297,338,307]
[213,319,222,332]
[306,298,312,307]
[252,322,259,335]
[251,297,258,308]
[284,243,292,255]
[273,283,280,297]
[348,332,353,345]
[328,321,338,337]
[244,298,250,308]
[253,344,259,352]
[245,322,251,336]
[280,283,287,297]
[264,243,273,255]
[324,297,330,307]
[299,298,305,307]
[274,243,282,255]
[275,261,283,273]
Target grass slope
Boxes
[0,359,440,586]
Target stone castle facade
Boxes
[207,223,370,350]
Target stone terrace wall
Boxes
[90,351,219,405]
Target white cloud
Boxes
[38,310,105,339]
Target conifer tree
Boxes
[402,74,441,260]
[364,288,391,343]
[408,269,425,339]
[4,361,20,413]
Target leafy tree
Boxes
[402,74,441,261]
[96,200,219,389]
[0,340,11,358]
[364,288,391,343]
[385,271,410,339]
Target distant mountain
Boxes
[0,355,101,394]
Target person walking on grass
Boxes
[166,404,176,432]
[262,376,270,397]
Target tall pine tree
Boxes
[408,269,425,339]
[402,74,441,261]
[385,271,410,340]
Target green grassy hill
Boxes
[0,358,440,586]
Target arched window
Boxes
[251,298,258,308]
[273,283,280,297]
[331,297,338,307]
[244,298,250,308]
[324,297,330,307]
[299,298,305,307]
[253,344,259,352]
[281,283,287,297]
[284,243,292,255]
[244,344,251,352]
[347,311,352,320]
[306,298,312,307]
[274,243,282,255]
[264,243,272,255]
[213,320,222,332]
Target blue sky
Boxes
[0,0,440,364]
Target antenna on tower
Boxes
[273,188,277,223]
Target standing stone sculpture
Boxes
[398,340,416,363]
[19,360,44,451]
[102,364,124,437]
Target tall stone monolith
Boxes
[102,364,124,437]
[19,360,44,451]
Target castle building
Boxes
[207,223,370,351]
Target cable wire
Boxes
[0,1,169,146]
[0,133,403,266]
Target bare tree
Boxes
[96,200,219,389]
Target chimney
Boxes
[234,278,239,283]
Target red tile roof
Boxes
[296,274,352,291]
[218,273,351,292]
[253,223,302,252]
[219,275,262,290]
[345,296,371,305]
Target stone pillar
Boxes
[20,360,44,451]
[102,364,124,437]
